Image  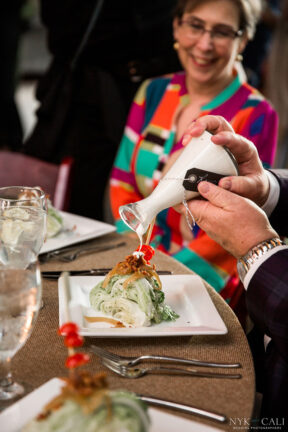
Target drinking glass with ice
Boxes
[0,187,47,266]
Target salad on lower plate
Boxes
[23,322,150,432]
[23,372,150,432]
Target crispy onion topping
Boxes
[37,372,110,420]
[102,254,162,290]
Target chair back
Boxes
[0,151,74,210]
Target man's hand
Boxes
[188,181,278,258]
[182,115,270,206]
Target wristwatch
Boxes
[237,237,285,283]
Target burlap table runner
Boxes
[4,233,255,431]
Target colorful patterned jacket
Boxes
[110,71,278,301]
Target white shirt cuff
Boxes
[264,335,271,351]
[261,171,280,216]
[243,245,288,289]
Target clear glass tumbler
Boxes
[0,251,42,400]
[0,186,47,266]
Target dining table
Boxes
[1,231,256,431]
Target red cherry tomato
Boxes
[58,322,79,336]
[64,332,84,348]
[65,352,90,369]
[136,245,154,261]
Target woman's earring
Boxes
[236,53,243,62]
[173,41,180,50]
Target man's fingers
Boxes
[192,115,233,134]
[212,132,258,166]
[219,175,268,206]
[219,175,254,195]
[197,181,239,208]
[182,115,233,146]
[188,181,252,236]
[188,182,237,227]
[182,122,205,146]
[186,197,211,225]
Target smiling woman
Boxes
[178,19,243,44]
[172,0,259,113]
[109,0,278,305]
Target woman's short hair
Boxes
[173,0,263,40]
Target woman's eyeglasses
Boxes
[179,20,243,45]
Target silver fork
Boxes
[58,241,126,262]
[90,345,241,368]
[101,358,242,379]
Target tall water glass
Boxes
[0,252,42,399]
[0,186,47,266]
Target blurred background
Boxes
[13,0,287,166]
[3,0,287,184]
[15,0,50,139]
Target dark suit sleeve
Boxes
[246,249,288,363]
[246,171,288,418]
[268,169,288,236]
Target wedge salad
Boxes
[23,373,150,432]
[46,199,64,238]
[89,245,179,327]
[23,322,150,432]
[16,187,64,238]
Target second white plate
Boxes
[0,378,225,432]
[40,211,115,254]
[58,274,227,337]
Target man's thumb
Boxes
[197,181,233,207]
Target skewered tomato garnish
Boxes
[64,332,84,348]
[135,245,154,262]
[58,322,79,336]
[65,352,90,369]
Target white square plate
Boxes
[40,211,115,254]
[0,378,224,432]
[58,275,227,337]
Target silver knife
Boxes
[41,269,172,279]
[138,394,226,423]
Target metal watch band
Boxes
[237,237,285,282]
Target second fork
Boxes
[58,241,126,262]
[101,358,242,379]
[90,344,242,368]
